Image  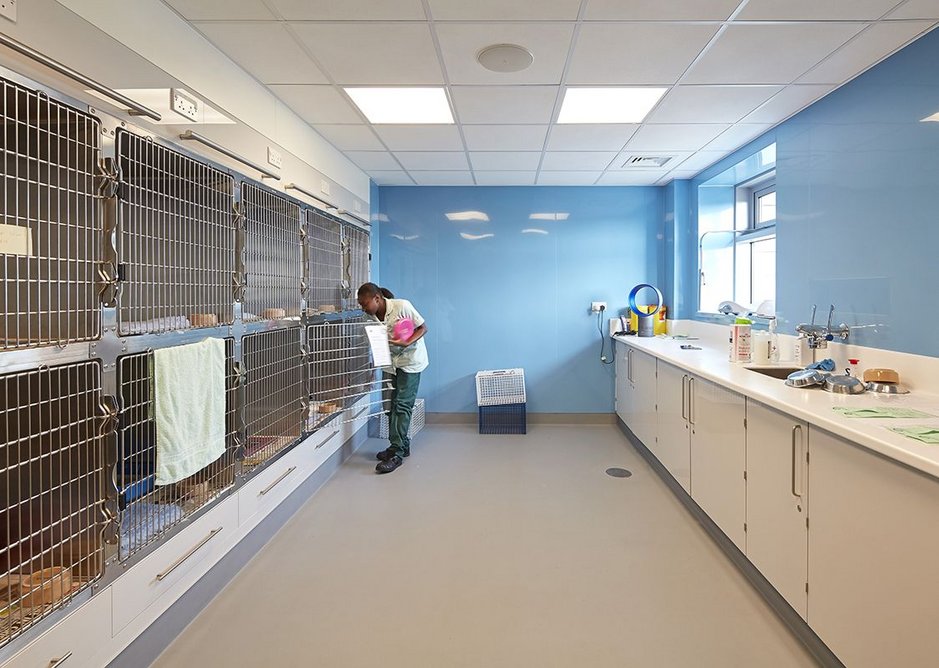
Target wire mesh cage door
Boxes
[115,130,236,335]
[115,338,238,561]
[242,184,301,322]
[341,224,369,311]
[305,210,342,316]
[0,361,109,649]
[242,327,304,468]
[0,76,102,350]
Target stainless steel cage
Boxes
[341,224,369,311]
[115,338,238,560]
[0,361,108,649]
[242,326,304,468]
[0,76,101,350]
[305,210,342,316]
[115,130,236,335]
[242,184,301,322]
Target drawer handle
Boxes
[49,652,73,667]
[353,407,368,420]
[156,528,223,582]
[259,466,297,496]
[316,429,339,450]
[791,425,804,498]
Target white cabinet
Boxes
[807,427,939,668]
[614,344,628,421]
[745,401,808,618]
[616,345,657,447]
[689,376,746,550]
[654,361,691,492]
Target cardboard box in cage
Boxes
[475,368,526,406]
[371,398,425,439]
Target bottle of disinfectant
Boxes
[729,317,752,363]
[768,318,780,363]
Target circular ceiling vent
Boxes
[476,44,534,73]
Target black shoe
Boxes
[376,448,409,462]
[375,455,403,474]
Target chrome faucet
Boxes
[796,305,849,349]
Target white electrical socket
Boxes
[320,179,331,196]
[591,301,607,313]
[0,0,17,23]
[266,146,283,169]
[170,89,200,122]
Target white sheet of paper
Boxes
[365,324,392,368]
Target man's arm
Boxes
[390,323,426,348]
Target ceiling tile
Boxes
[436,23,575,85]
[314,124,385,151]
[609,150,693,171]
[195,22,328,84]
[291,24,443,84]
[626,124,730,151]
[741,84,836,123]
[889,1,939,19]
[737,0,904,20]
[646,86,782,124]
[798,21,934,84]
[469,152,542,170]
[427,0,581,20]
[345,151,402,171]
[462,125,549,151]
[409,171,476,185]
[671,150,727,173]
[702,123,774,151]
[451,86,559,123]
[536,171,603,185]
[584,0,741,20]
[684,24,866,84]
[164,0,275,20]
[567,24,720,85]
[596,172,667,185]
[373,125,465,151]
[394,151,470,170]
[474,171,537,185]
[541,151,617,170]
[269,85,362,123]
[546,124,639,151]
[269,0,425,20]
[368,171,415,185]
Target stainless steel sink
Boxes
[746,366,803,379]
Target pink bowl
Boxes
[393,318,414,341]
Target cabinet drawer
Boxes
[7,588,111,668]
[112,498,237,634]
[239,438,315,526]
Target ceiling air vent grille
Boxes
[622,155,673,168]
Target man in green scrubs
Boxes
[357,283,428,474]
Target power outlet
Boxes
[0,1,16,23]
[591,301,607,313]
[320,179,331,196]
[266,146,283,169]
[170,88,199,122]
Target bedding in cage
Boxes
[476,368,527,435]
[115,339,238,559]
[115,129,237,336]
[0,361,108,649]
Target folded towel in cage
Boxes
[153,338,226,485]
[124,315,191,334]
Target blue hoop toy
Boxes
[628,284,663,317]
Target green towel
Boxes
[889,426,939,444]
[832,407,935,419]
[153,338,226,485]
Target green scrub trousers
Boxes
[389,369,421,457]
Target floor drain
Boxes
[606,468,632,478]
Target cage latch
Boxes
[96,157,123,200]
[97,260,122,306]
[233,361,247,388]
[97,394,119,437]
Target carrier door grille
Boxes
[0,78,101,349]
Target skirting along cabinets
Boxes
[615,339,939,668]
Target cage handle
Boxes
[97,395,118,437]
[179,131,280,180]
[97,260,121,307]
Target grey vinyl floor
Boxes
[151,424,816,667]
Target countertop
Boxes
[614,334,939,480]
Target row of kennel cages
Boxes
[304,209,370,316]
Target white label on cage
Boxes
[0,224,32,256]
[365,324,392,367]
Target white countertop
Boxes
[614,333,939,480]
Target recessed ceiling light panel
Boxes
[345,87,454,124]
[558,88,667,124]
[476,44,534,73]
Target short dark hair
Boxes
[357,282,381,298]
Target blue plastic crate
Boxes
[478,402,527,435]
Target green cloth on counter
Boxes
[889,426,939,444]
[832,407,935,419]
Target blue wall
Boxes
[687,27,939,356]
[378,186,663,413]
[369,179,380,285]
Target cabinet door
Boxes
[808,428,939,668]
[689,376,746,550]
[746,401,808,618]
[631,349,658,448]
[614,344,628,421]
[655,361,691,492]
